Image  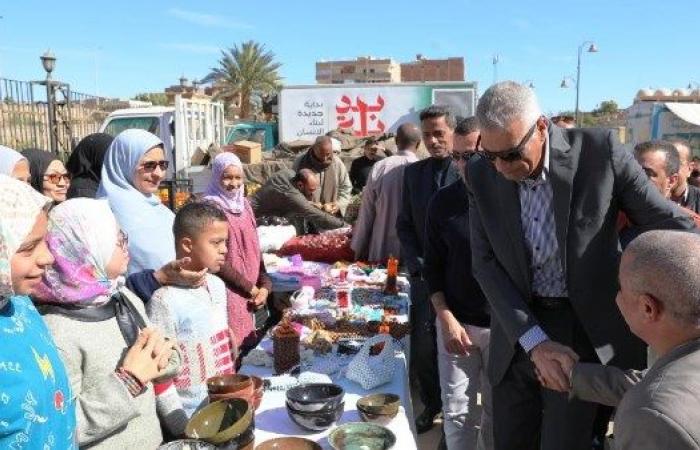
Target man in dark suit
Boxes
[397,105,460,433]
[467,81,696,450]
[669,138,700,213]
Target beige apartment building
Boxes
[316,55,465,84]
[400,56,465,82]
[316,57,401,84]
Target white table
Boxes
[239,348,417,449]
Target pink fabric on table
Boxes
[222,200,260,350]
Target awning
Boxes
[665,102,700,126]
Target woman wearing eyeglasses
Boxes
[97,129,176,275]
[21,148,71,203]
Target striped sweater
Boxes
[146,274,235,435]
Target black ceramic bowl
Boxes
[286,383,345,412]
[286,400,345,431]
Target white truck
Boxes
[279,82,478,143]
[99,95,225,192]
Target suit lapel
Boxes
[445,162,460,186]
[497,177,531,292]
[547,125,577,272]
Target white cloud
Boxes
[167,8,253,30]
[160,43,221,55]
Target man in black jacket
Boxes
[397,105,459,433]
[424,116,492,449]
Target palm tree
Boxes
[203,40,282,119]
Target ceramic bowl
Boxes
[328,422,396,450]
[185,398,254,445]
[255,437,322,450]
[286,400,345,431]
[356,394,400,416]
[357,407,396,426]
[207,374,253,396]
[158,440,217,450]
[286,383,344,412]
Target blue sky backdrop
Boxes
[1,0,698,114]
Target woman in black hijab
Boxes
[21,148,70,203]
[66,133,113,199]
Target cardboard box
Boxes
[230,140,262,164]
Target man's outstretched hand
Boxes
[155,257,207,288]
[530,340,578,392]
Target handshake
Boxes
[530,340,579,392]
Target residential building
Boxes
[400,55,465,82]
[316,57,401,84]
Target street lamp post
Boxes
[40,50,59,156]
[574,41,598,126]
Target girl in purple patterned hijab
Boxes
[204,152,245,215]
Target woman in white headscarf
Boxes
[0,144,30,183]
[0,175,76,449]
[97,129,175,275]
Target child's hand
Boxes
[121,328,171,383]
[251,287,269,310]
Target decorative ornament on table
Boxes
[273,313,301,374]
[382,256,399,295]
[346,334,397,390]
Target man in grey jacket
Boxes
[468,81,695,450]
[249,168,347,235]
[543,230,700,450]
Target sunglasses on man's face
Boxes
[140,160,169,172]
[479,121,539,163]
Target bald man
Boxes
[293,136,352,216]
[542,230,700,449]
[249,168,346,235]
[351,123,420,263]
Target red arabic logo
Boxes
[336,95,386,137]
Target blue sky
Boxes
[1,0,698,114]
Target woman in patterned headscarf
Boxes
[34,198,178,448]
[0,175,76,450]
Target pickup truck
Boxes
[100,95,225,193]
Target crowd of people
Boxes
[1,80,700,450]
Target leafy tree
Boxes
[132,93,169,106]
[595,100,619,115]
[203,40,282,119]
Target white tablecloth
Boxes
[239,350,417,449]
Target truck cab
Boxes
[99,95,225,193]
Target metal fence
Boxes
[0,78,109,160]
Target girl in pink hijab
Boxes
[205,153,271,360]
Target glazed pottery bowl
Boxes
[328,422,396,450]
[207,374,253,396]
[255,437,322,450]
[356,394,400,416]
[286,400,345,431]
[158,440,217,450]
[185,398,254,445]
[286,383,344,412]
[356,407,396,426]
